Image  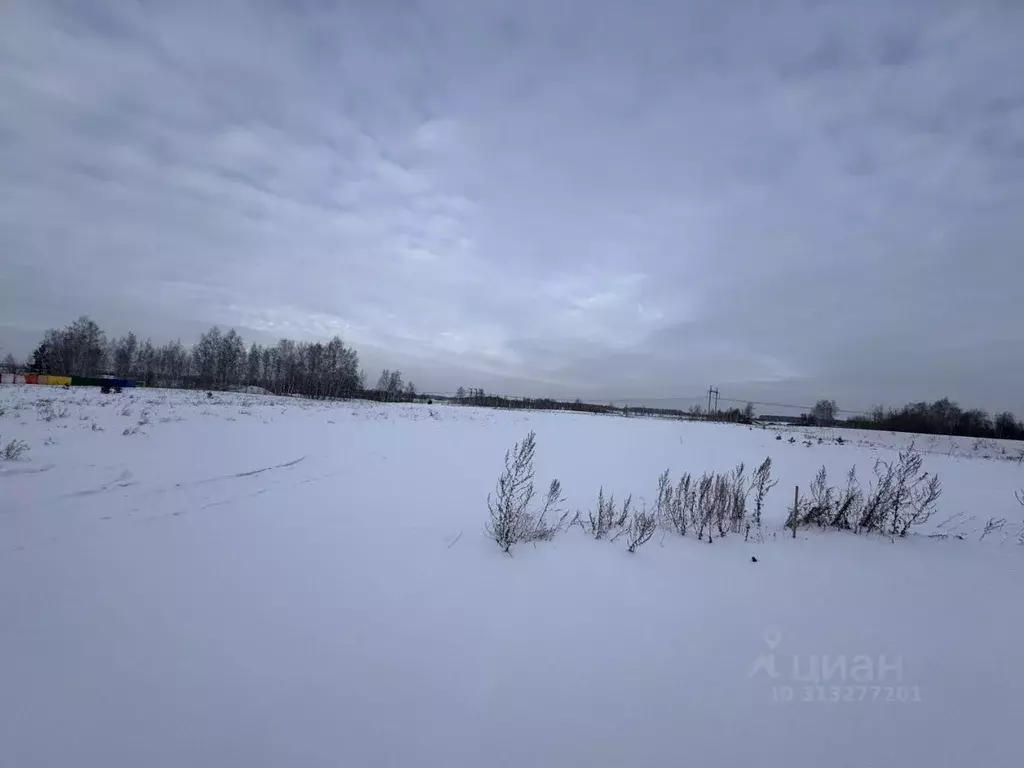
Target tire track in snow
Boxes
[229,456,307,479]
[63,457,308,500]
[3,457,319,554]
[0,463,55,480]
[63,470,136,498]
[1,457,308,520]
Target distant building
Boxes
[759,414,806,425]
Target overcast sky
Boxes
[2,0,1022,414]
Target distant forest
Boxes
[844,400,1024,442]
[779,397,1023,441]
[2,316,1021,441]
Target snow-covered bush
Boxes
[781,446,941,538]
[686,468,742,543]
[581,487,629,540]
[693,472,716,541]
[829,468,863,530]
[659,470,695,537]
[788,449,939,539]
[749,457,778,540]
[800,466,834,528]
[858,445,941,537]
[623,504,657,553]
[789,466,862,532]
[649,460,775,543]
[36,401,56,422]
[485,431,566,553]
[726,463,750,535]
[2,437,30,460]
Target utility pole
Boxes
[707,385,719,418]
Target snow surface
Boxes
[2,386,1022,767]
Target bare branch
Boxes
[979,517,1007,542]
[625,502,657,553]
[1,437,30,461]
[484,431,565,552]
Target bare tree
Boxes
[192,327,221,387]
[1,353,17,373]
[375,369,406,401]
[134,338,156,386]
[994,412,1019,439]
[112,332,138,378]
[811,399,838,427]
[246,343,261,386]
[30,316,107,376]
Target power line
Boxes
[714,396,869,416]
[423,388,874,416]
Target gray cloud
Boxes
[2,0,1023,412]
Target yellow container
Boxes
[50,376,72,386]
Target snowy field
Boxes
[2,386,1022,767]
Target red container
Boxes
[23,374,38,384]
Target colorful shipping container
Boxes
[1,374,134,387]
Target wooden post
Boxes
[792,485,799,539]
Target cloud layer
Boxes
[2,0,1023,411]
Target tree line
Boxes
[13,316,364,399]
[846,398,1023,441]
[800,397,1023,441]
[5,317,1021,441]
